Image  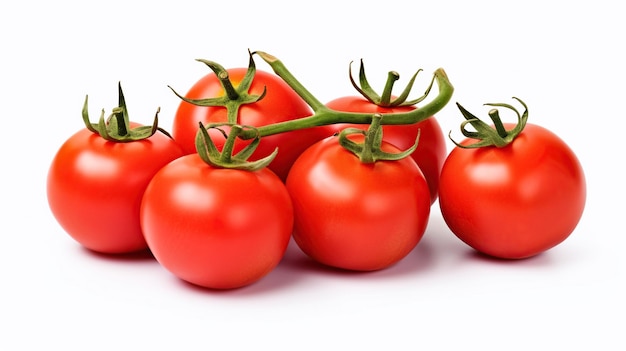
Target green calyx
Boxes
[451,97,529,149]
[195,122,277,171]
[349,59,435,107]
[82,82,172,142]
[168,50,266,124]
[339,114,420,164]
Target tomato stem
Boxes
[217,69,240,101]
[170,51,453,143]
[219,124,241,163]
[360,115,384,163]
[114,82,130,136]
[252,50,327,111]
[238,52,454,139]
[379,71,400,106]
[488,109,509,138]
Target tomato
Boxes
[139,153,294,290]
[325,96,446,205]
[172,66,330,181]
[47,122,184,254]
[439,109,586,259]
[285,134,431,271]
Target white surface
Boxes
[2,1,624,350]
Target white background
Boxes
[2,1,624,350]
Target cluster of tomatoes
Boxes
[47,51,586,290]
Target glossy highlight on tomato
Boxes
[325,96,446,204]
[172,68,330,181]
[140,153,294,289]
[47,123,184,254]
[286,134,431,271]
[438,123,586,259]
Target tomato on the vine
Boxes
[438,98,586,259]
[326,98,445,204]
[47,84,184,254]
[140,124,294,289]
[324,61,446,204]
[286,116,431,271]
[170,54,330,181]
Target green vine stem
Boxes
[339,114,420,163]
[451,97,529,148]
[83,82,172,142]
[232,51,454,140]
[168,51,454,169]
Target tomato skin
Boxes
[325,96,446,204]
[173,68,330,181]
[47,125,185,254]
[438,123,586,259]
[285,135,431,271]
[140,154,294,290]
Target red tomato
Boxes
[140,153,294,289]
[47,123,184,254]
[325,96,446,204]
[172,68,330,181]
[285,134,431,271]
[438,123,586,259]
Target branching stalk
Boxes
[238,52,453,139]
